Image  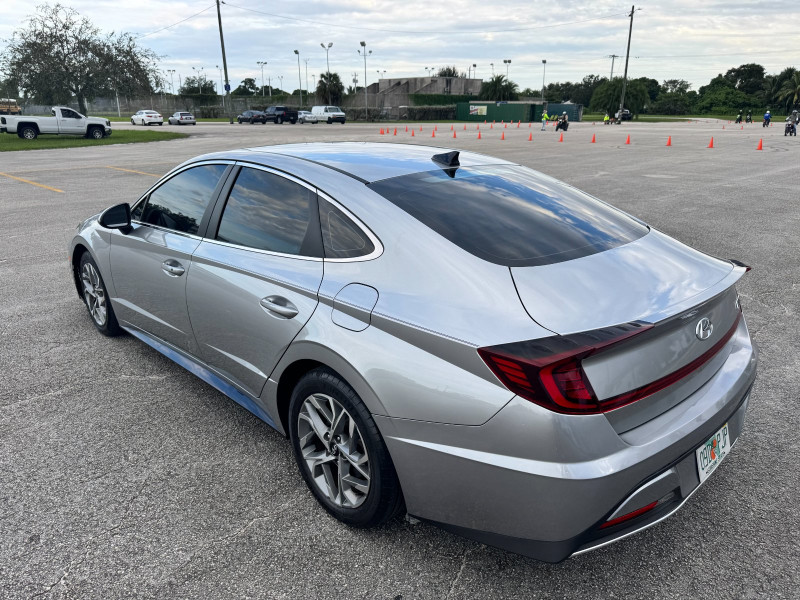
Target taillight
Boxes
[478,312,741,415]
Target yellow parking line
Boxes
[105,166,160,177]
[0,171,64,193]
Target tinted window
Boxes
[319,199,375,259]
[217,167,316,256]
[61,109,80,119]
[139,164,226,234]
[368,165,648,267]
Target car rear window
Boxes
[368,165,648,267]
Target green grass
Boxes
[0,129,188,152]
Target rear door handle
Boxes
[260,295,299,319]
[161,259,185,277]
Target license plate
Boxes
[696,422,730,484]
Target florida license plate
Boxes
[696,422,730,484]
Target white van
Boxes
[311,105,346,124]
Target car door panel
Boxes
[187,242,323,397]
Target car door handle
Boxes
[260,296,299,319]
[161,260,185,277]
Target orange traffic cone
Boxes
[708,137,714,148]
[463,124,466,130]
[435,125,438,131]
[528,132,532,141]
[477,124,480,130]
[393,128,397,136]
[380,128,384,134]
[501,131,505,140]
[757,138,763,150]
[490,123,494,129]
[741,126,743,130]
[405,125,408,132]
[722,125,725,129]
[477,131,482,139]
[420,125,423,131]
[452,130,456,139]
[432,129,436,137]
[666,136,672,146]
[411,129,415,137]
[591,133,596,143]
[450,125,453,130]
[504,123,507,128]
[625,135,631,144]
[528,122,531,128]
[559,132,564,142]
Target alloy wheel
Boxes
[297,393,371,508]
[81,262,107,326]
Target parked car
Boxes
[168,111,196,125]
[1,106,111,139]
[298,110,318,124]
[131,110,163,126]
[69,143,756,563]
[264,105,298,124]
[237,110,266,124]
[311,105,346,124]
[0,97,22,115]
[616,108,633,121]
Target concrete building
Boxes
[347,76,482,111]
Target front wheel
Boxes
[89,127,104,140]
[131,118,135,125]
[327,117,332,124]
[79,253,122,336]
[289,368,404,528]
[20,126,38,140]
[277,116,283,124]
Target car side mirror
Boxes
[98,203,131,232]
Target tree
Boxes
[571,74,608,106]
[436,66,461,78]
[778,71,800,110]
[660,79,691,95]
[479,75,519,101]
[316,72,344,105]
[589,78,648,115]
[231,78,258,95]
[178,76,215,95]
[635,77,660,103]
[1,3,159,114]
[724,63,766,97]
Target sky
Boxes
[1,1,798,95]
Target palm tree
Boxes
[760,75,780,107]
[778,72,800,111]
[478,75,519,101]
[315,72,344,105]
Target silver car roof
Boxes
[236,142,515,183]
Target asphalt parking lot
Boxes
[1,118,798,599]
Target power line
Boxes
[223,2,627,34]
[134,4,215,39]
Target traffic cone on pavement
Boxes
[432,129,435,137]
[528,132,532,141]
[591,133,596,143]
[393,128,397,136]
[708,137,714,148]
[411,129,415,137]
[477,131,481,139]
[559,132,564,142]
[501,131,505,140]
[625,135,631,144]
[380,128,384,134]
[666,136,672,146]
[405,125,408,132]
[453,130,456,138]
[757,138,763,150]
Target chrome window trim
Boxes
[200,237,323,263]
[316,189,384,263]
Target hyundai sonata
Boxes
[69,143,757,562]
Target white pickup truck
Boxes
[0,106,112,140]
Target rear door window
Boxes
[368,165,648,267]
[216,167,318,256]
[318,199,375,259]
[136,164,227,235]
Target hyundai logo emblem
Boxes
[696,318,713,340]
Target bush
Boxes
[406,105,456,120]
[195,105,222,118]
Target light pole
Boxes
[192,66,204,94]
[359,41,371,118]
[320,42,333,104]
[294,50,303,106]
[424,67,430,77]
[541,59,547,102]
[257,61,267,96]
[472,63,477,79]
[278,75,284,95]
[167,69,175,94]
[216,64,224,108]
[503,59,511,78]
[304,58,310,97]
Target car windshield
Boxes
[368,164,648,267]
[328,107,341,112]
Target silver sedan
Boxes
[69,143,757,562]
[168,111,196,125]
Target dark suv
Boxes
[264,106,298,124]
[237,110,266,124]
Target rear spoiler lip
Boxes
[728,259,752,272]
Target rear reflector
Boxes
[479,311,741,415]
[599,501,658,529]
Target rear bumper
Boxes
[376,321,757,562]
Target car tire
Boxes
[131,118,135,125]
[327,118,332,124]
[89,126,104,140]
[289,367,405,528]
[250,117,255,124]
[20,126,38,140]
[158,122,163,126]
[79,252,122,337]
[277,116,283,124]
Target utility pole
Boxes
[257,61,267,96]
[215,0,232,123]
[359,41,371,118]
[167,69,175,94]
[617,6,638,124]
[216,64,224,109]
[607,54,620,80]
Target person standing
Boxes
[541,109,549,131]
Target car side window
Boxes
[138,164,227,235]
[61,109,80,119]
[216,167,317,256]
[318,199,375,259]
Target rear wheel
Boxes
[79,253,121,336]
[289,368,404,528]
